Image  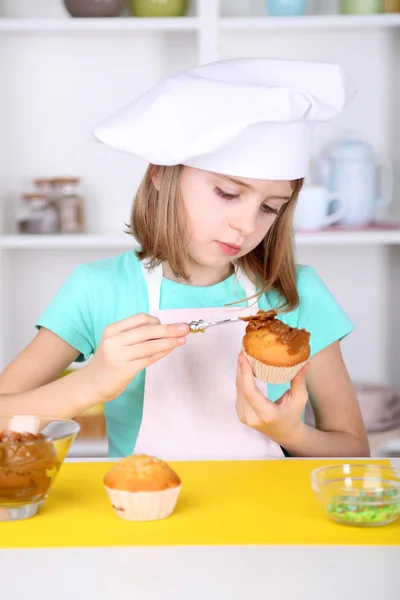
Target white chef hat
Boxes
[93,57,357,180]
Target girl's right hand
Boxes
[85,313,190,403]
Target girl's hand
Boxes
[235,351,310,446]
[85,313,190,403]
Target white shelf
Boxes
[221,13,400,32]
[0,234,137,249]
[0,17,200,34]
[1,13,399,35]
[1,229,400,249]
[295,229,400,246]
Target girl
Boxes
[0,58,369,459]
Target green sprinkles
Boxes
[327,488,400,526]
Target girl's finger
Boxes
[236,352,274,418]
[124,335,187,361]
[143,348,173,367]
[115,322,190,347]
[130,348,173,377]
[104,313,161,337]
[289,363,310,399]
[236,352,255,391]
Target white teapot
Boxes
[317,138,392,227]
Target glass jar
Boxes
[52,178,85,234]
[32,178,61,231]
[33,178,56,198]
[18,193,59,234]
[16,204,32,234]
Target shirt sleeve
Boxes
[297,265,355,358]
[35,265,95,362]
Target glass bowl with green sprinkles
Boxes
[311,464,400,527]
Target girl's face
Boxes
[180,166,293,270]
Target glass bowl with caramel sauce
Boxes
[0,415,79,521]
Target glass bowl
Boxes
[0,415,80,521]
[311,464,400,527]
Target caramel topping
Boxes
[0,430,46,444]
[0,430,57,501]
[241,309,279,329]
[241,310,310,355]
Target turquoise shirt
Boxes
[36,250,354,457]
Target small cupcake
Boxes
[103,454,182,522]
[241,309,310,384]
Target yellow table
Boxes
[1,458,399,548]
[1,458,399,600]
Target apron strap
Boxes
[234,266,260,309]
[141,260,260,311]
[141,261,163,313]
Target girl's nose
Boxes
[229,209,258,237]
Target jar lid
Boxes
[23,193,47,201]
[33,178,54,185]
[53,177,80,184]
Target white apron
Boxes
[134,263,284,461]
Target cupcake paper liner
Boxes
[243,349,306,384]
[104,484,182,522]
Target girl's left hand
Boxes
[235,351,310,446]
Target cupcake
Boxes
[241,309,310,384]
[103,454,182,522]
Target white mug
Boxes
[293,186,347,231]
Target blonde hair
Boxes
[131,164,303,312]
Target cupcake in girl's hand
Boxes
[103,454,182,522]
[241,310,310,384]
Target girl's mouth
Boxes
[216,241,241,256]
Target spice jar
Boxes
[33,178,56,197]
[33,178,61,229]
[52,178,85,234]
[17,193,59,234]
[16,203,32,234]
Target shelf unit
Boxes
[1,11,400,33]
[221,12,400,31]
[0,0,399,457]
[0,17,201,33]
[2,229,400,249]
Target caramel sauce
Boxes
[0,430,58,502]
[241,310,310,355]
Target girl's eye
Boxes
[214,187,239,200]
[214,186,282,215]
[262,204,279,216]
